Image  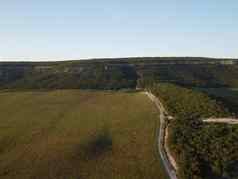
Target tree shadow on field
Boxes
[82,129,113,160]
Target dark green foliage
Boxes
[148,83,238,179]
[193,88,238,117]
[138,64,238,88]
[2,64,137,90]
[150,83,230,118]
[1,57,238,90]
[170,119,238,179]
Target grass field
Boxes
[0,90,167,179]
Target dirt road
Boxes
[145,92,178,179]
[203,118,238,124]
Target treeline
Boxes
[1,57,238,90]
[2,64,137,90]
[138,64,238,88]
[147,83,238,179]
[193,88,238,117]
[149,83,231,118]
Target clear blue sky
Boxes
[0,0,237,61]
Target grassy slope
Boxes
[0,90,167,179]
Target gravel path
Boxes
[203,118,238,124]
[145,92,178,179]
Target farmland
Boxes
[0,90,167,179]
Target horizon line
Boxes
[0,55,238,62]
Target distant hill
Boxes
[0,57,238,89]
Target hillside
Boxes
[1,57,238,89]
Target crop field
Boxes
[0,90,167,179]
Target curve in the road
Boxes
[145,92,178,179]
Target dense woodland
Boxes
[138,64,238,87]
[0,64,137,90]
[149,83,232,118]
[193,88,238,117]
[1,57,238,89]
[148,83,238,179]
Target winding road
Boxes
[145,92,177,179]
[144,91,238,179]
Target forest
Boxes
[148,83,238,179]
[1,57,238,89]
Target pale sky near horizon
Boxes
[0,0,237,61]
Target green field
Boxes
[0,90,167,179]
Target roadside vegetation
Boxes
[150,83,231,118]
[145,83,238,179]
[0,90,167,179]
